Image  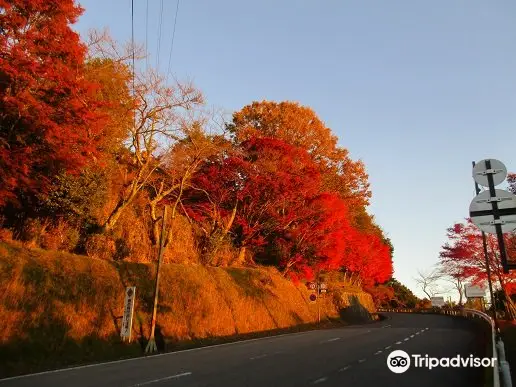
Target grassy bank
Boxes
[0,241,375,377]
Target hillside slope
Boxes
[0,242,375,377]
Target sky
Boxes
[75,0,516,299]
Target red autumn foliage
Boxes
[186,137,393,283]
[0,0,106,206]
[440,219,516,301]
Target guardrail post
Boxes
[496,338,512,387]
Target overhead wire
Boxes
[131,0,136,130]
[145,0,149,70]
[131,0,135,94]
[156,0,164,70]
[166,0,180,83]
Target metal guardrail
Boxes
[378,308,511,387]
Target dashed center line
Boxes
[385,345,392,350]
[325,337,341,343]
[358,359,367,363]
[396,341,402,345]
[410,335,415,338]
[250,354,268,360]
[313,377,328,384]
[404,338,410,341]
[130,372,192,386]
[339,366,351,372]
[415,332,420,335]
[374,350,382,355]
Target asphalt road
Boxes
[0,313,489,387]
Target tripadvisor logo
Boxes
[387,350,410,374]
[386,350,496,374]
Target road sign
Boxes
[469,189,516,234]
[121,287,136,341]
[309,293,317,302]
[464,284,485,298]
[473,159,507,188]
[430,297,445,307]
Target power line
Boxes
[166,0,180,82]
[131,0,136,132]
[131,0,135,94]
[145,0,149,70]
[156,0,164,70]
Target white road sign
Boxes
[473,159,507,187]
[430,297,445,307]
[469,189,516,234]
[464,284,485,298]
[121,287,136,341]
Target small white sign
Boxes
[469,189,516,234]
[121,287,136,341]
[464,285,485,298]
[472,159,507,188]
[430,297,445,307]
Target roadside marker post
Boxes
[121,286,136,342]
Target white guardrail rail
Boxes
[377,308,512,387]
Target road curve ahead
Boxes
[0,313,488,387]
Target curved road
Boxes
[0,313,489,387]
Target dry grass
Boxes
[0,241,375,377]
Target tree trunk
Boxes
[236,246,246,265]
[103,188,139,232]
[496,273,515,320]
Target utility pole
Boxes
[145,205,168,354]
[472,161,499,334]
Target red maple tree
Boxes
[440,219,516,316]
[0,0,106,206]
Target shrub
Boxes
[85,234,116,260]
[39,221,80,252]
[0,228,13,242]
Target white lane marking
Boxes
[385,345,392,350]
[396,341,402,345]
[130,372,192,386]
[325,337,341,343]
[358,359,366,363]
[415,332,420,335]
[374,350,382,355]
[250,354,267,360]
[313,377,328,384]
[382,324,391,328]
[339,366,351,372]
[410,335,415,338]
[404,338,410,341]
[0,328,328,382]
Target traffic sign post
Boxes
[306,276,328,323]
[471,161,499,334]
[470,159,516,273]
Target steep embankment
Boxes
[0,242,375,377]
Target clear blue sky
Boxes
[75,0,516,298]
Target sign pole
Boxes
[483,160,511,273]
[473,161,499,333]
[145,205,168,354]
[317,271,321,324]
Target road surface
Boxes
[0,313,489,387]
